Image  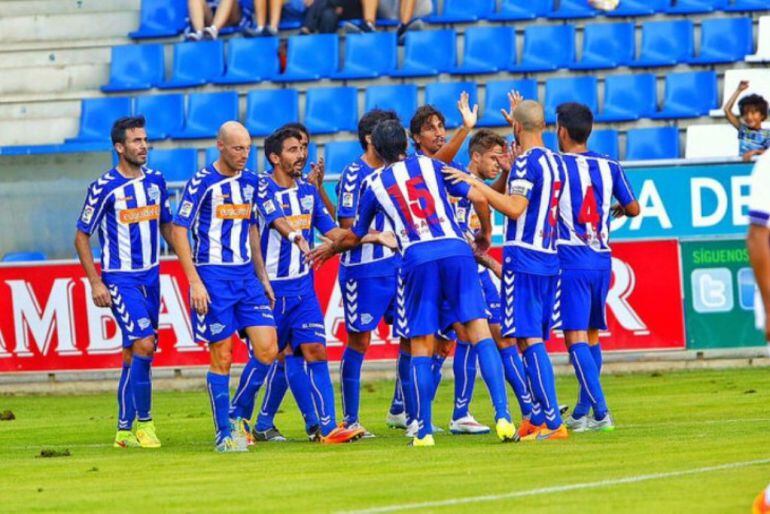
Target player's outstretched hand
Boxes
[307,158,325,187]
[443,167,475,185]
[458,91,478,130]
[501,90,524,126]
[611,204,625,218]
[264,282,276,310]
[307,242,336,269]
[474,232,491,254]
[91,279,112,308]
[377,231,398,250]
[493,151,512,174]
[295,235,311,256]
[190,280,211,315]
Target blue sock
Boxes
[569,343,608,420]
[228,357,272,422]
[340,347,365,425]
[523,344,562,429]
[206,371,231,443]
[117,363,136,430]
[475,338,511,422]
[254,361,288,431]
[412,356,434,438]
[389,360,405,416]
[307,361,337,436]
[522,358,546,425]
[499,346,533,418]
[397,351,416,424]
[284,355,319,432]
[431,354,445,401]
[573,345,603,418]
[452,341,477,420]
[130,355,153,422]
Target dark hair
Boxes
[372,120,407,164]
[279,122,310,140]
[358,109,400,151]
[738,94,769,119]
[469,129,506,157]
[111,116,146,145]
[264,128,303,165]
[409,105,445,145]
[556,102,593,144]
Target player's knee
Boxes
[132,337,156,357]
[253,341,278,364]
[347,332,371,353]
[121,348,133,367]
[301,343,327,362]
[398,337,411,354]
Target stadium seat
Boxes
[544,77,598,124]
[66,97,133,143]
[453,137,471,168]
[157,40,225,89]
[135,94,185,141]
[245,89,299,137]
[452,26,516,75]
[488,0,551,21]
[2,251,46,262]
[625,127,680,161]
[170,92,239,140]
[213,38,280,85]
[424,82,479,129]
[651,71,717,119]
[129,0,188,39]
[274,34,339,82]
[477,79,538,127]
[596,73,657,122]
[510,25,575,72]
[570,22,635,70]
[689,18,753,64]
[391,29,457,77]
[548,0,597,19]
[333,32,397,80]
[324,141,362,176]
[666,0,725,14]
[102,44,164,92]
[684,125,740,159]
[147,148,198,182]
[542,132,559,153]
[605,0,668,17]
[304,87,358,134]
[629,20,694,68]
[364,84,418,126]
[588,130,619,161]
[746,16,770,62]
[712,69,770,117]
[204,146,258,172]
[724,0,770,11]
[425,0,495,23]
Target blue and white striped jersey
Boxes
[504,147,564,276]
[77,167,172,274]
[258,176,337,296]
[352,155,473,267]
[557,151,636,270]
[173,165,284,277]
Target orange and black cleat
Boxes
[520,424,569,442]
[320,425,365,444]
[517,418,543,439]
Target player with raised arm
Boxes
[74,116,173,449]
[554,103,640,432]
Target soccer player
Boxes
[747,149,770,343]
[446,100,568,441]
[310,120,517,447]
[172,121,306,452]
[74,116,172,449]
[554,103,640,432]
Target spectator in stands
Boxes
[245,0,305,37]
[185,0,252,40]
[377,0,432,43]
[300,0,378,34]
[723,81,770,162]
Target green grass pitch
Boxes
[1,367,769,513]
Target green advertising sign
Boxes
[681,238,765,349]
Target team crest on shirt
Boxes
[342,192,354,208]
[179,201,193,218]
[243,185,255,203]
[81,205,95,224]
[361,313,373,325]
[147,184,160,202]
[138,318,151,330]
[210,323,226,335]
[300,195,314,211]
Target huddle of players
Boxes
[75,90,639,451]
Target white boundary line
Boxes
[338,458,770,514]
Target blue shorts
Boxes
[104,278,159,349]
[402,256,487,338]
[501,269,558,340]
[560,268,611,331]
[338,268,397,334]
[194,270,275,343]
[274,293,326,352]
[480,269,501,325]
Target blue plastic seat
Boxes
[102,44,164,92]
[129,0,187,39]
[304,87,358,135]
[158,40,225,89]
[170,92,239,139]
[689,17,753,64]
[364,85,418,126]
[274,34,339,82]
[478,79,538,127]
[651,71,717,119]
[453,26,516,75]
[333,32,397,80]
[324,141,362,176]
[147,148,198,182]
[544,77,598,124]
[588,130,619,161]
[205,146,258,173]
[245,89,299,137]
[391,29,457,77]
[213,38,280,85]
[724,0,770,11]
[66,97,133,143]
[630,20,694,68]
[570,22,635,70]
[596,73,657,122]
[666,0,725,14]
[135,94,185,141]
[454,137,471,168]
[510,25,575,72]
[488,0,551,21]
[424,82,479,129]
[625,127,680,161]
[606,0,668,17]
[2,251,46,262]
[426,0,495,23]
[548,0,597,19]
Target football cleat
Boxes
[344,421,375,438]
[559,404,570,415]
[230,417,253,447]
[136,420,161,448]
[113,429,140,448]
[517,418,542,438]
[307,425,322,442]
[495,418,519,442]
[565,414,589,432]
[408,434,435,447]
[215,436,248,453]
[520,424,569,442]
[587,413,615,432]
[449,415,491,435]
[385,411,407,429]
[252,425,287,443]
[404,420,419,438]
[320,426,365,444]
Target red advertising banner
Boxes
[0,240,684,374]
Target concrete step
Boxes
[0,0,139,17]
[0,11,139,43]
[0,63,108,95]
[0,99,81,121]
[0,47,110,70]
[0,117,79,146]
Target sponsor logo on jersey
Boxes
[215,203,251,220]
[286,214,312,231]
[119,204,161,224]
